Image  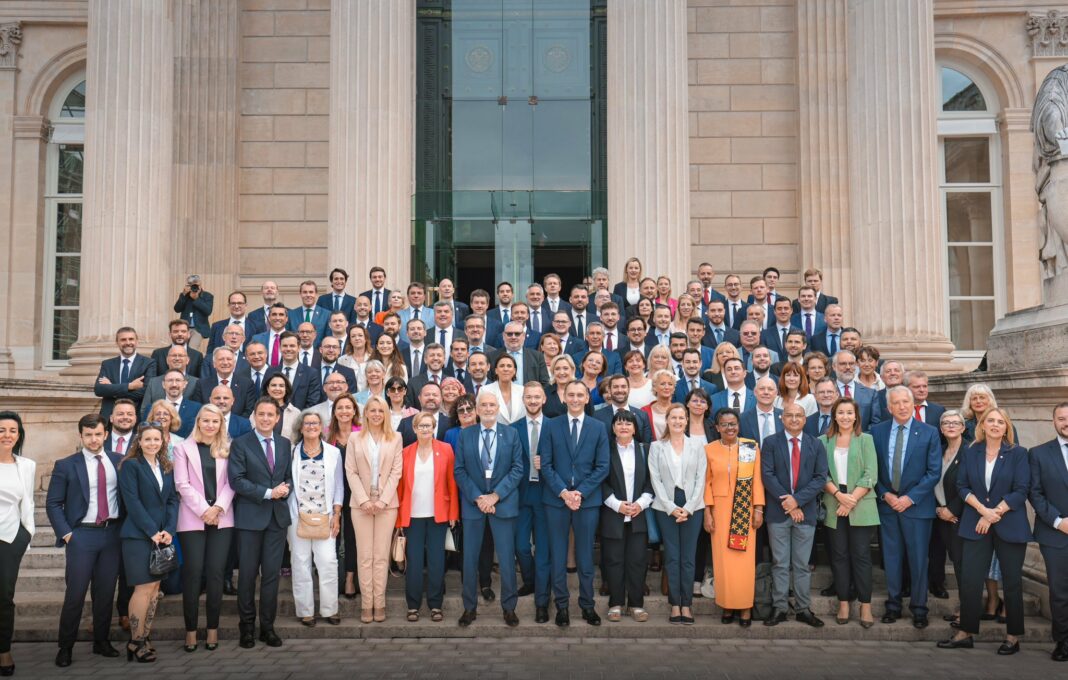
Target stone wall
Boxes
[686,0,799,287]
[237,0,330,294]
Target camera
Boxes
[190,284,200,293]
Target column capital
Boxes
[12,115,48,140]
[0,22,22,70]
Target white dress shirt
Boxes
[604,441,653,522]
[80,448,120,525]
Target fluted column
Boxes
[796,0,851,312]
[846,0,957,372]
[65,1,174,375]
[328,0,413,285]
[607,0,690,288]
[172,0,239,299]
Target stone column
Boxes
[172,0,239,299]
[846,0,957,372]
[65,1,174,376]
[328,0,413,286]
[606,0,690,288]
[796,1,851,312]
[0,22,23,374]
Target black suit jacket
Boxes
[938,446,965,517]
[264,363,322,410]
[227,431,293,530]
[792,293,839,314]
[804,411,832,437]
[591,405,653,446]
[197,370,253,417]
[311,360,358,394]
[701,324,741,349]
[117,457,179,540]
[489,348,551,391]
[207,318,253,355]
[398,412,453,447]
[1030,438,1068,549]
[149,345,204,379]
[94,354,153,420]
[360,287,392,315]
[600,440,654,539]
[45,450,125,547]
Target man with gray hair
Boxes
[877,359,906,422]
[198,345,252,416]
[590,267,625,310]
[143,345,200,410]
[832,350,881,431]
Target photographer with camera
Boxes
[175,275,215,352]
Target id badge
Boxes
[485,469,493,479]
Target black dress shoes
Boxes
[913,616,929,630]
[481,587,496,602]
[458,610,477,627]
[0,663,13,676]
[517,584,535,597]
[796,611,825,628]
[820,585,836,597]
[937,636,974,649]
[223,579,237,596]
[92,641,120,657]
[503,610,519,627]
[581,608,601,626]
[555,608,570,627]
[535,607,549,624]
[54,647,73,667]
[763,610,788,626]
[881,611,901,624]
[1051,640,1068,662]
[929,586,950,599]
[721,611,736,624]
[238,632,255,649]
[997,641,1020,656]
[259,629,283,647]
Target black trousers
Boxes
[1040,543,1068,644]
[827,519,875,603]
[960,534,1026,636]
[929,517,963,591]
[58,524,121,648]
[694,526,711,582]
[236,519,287,631]
[0,526,30,653]
[179,527,233,631]
[603,523,648,608]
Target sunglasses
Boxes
[387,385,406,392]
[456,405,474,414]
[139,421,163,429]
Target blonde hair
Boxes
[412,411,436,430]
[960,383,996,421]
[650,368,677,388]
[974,407,1015,446]
[192,404,230,459]
[647,345,672,370]
[550,354,576,385]
[360,395,397,442]
[710,341,741,374]
[148,399,181,434]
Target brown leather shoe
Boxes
[373,607,386,623]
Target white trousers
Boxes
[287,526,339,618]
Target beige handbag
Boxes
[297,512,331,540]
[389,528,407,576]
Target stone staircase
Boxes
[17,493,1051,641]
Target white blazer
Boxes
[287,440,345,523]
[648,437,708,516]
[6,456,36,545]
[481,381,526,425]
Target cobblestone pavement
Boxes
[8,637,1061,679]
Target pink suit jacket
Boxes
[172,437,236,531]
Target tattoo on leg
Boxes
[128,614,141,639]
[144,593,161,637]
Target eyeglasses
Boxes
[942,421,964,428]
[456,405,474,414]
[387,385,406,392]
[139,421,162,429]
[504,331,524,337]
[414,423,435,430]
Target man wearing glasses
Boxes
[492,321,550,393]
[208,291,251,355]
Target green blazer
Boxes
[819,432,880,528]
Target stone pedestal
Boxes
[606,0,690,289]
[64,0,174,376]
[328,0,414,285]
[845,0,957,373]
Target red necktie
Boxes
[704,288,710,305]
[843,383,851,398]
[115,436,125,455]
[914,405,923,422]
[605,332,613,351]
[270,334,280,366]
[790,438,801,494]
[222,378,229,387]
[95,455,109,524]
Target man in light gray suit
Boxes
[141,345,199,416]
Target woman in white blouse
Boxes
[648,404,708,625]
[338,325,372,392]
[773,364,818,416]
[482,354,525,425]
[0,412,34,674]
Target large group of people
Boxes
[0,259,1063,674]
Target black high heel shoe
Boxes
[126,639,156,663]
[205,630,219,651]
[0,664,13,676]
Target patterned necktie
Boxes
[714,328,723,344]
[502,309,510,325]
[412,350,421,375]
[605,331,613,351]
[732,392,740,410]
[805,314,813,338]
[532,310,540,333]
[892,425,905,491]
[529,420,541,482]
[843,383,851,398]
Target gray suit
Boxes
[140,373,200,419]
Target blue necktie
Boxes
[481,429,494,491]
[334,295,341,312]
[119,358,130,384]
[570,418,579,448]
[502,309,510,325]
[819,414,829,434]
[829,333,838,356]
[322,365,332,382]
[714,328,723,344]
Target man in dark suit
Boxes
[790,286,826,338]
[250,302,291,368]
[804,378,839,437]
[695,262,727,308]
[770,330,807,376]
[174,275,214,349]
[872,386,941,629]
[454,390,526,627]
[593,375,654,446]
[512,383,553,621]
[740,377,784,446]
[152,370,202,437]
[832,350,881,431]
[46,414,124,666]
[503,301,542,349]
[492,321,551,391]
[245,280,280,339]
[264,332,322,409]
[360,265,391,317]
[1029,402,1068,661]
[398,383,452,446]
[675,348,718,404]
[405,343,450,408]
[142,345,200,412]
[541,273,571,317]
[94,327,152,421]
[207,291,252,356]
[744,347,780,389]
[288,280,330,343]
[905,371,946,429]
[681,319,716,371]
[198,346,252,417]
[539,381,611,626]
[524,283,551,336]
[348,295,384,344]
[227,397,294,648]
[462,315,495,356]
[551,311,587,356]
[702,300,741,349]
[312,336,357,394]
[317,267,358,318]
[148,319,204,378]
[646,305,673,349]
[486,281,518,339]
[621,317,655,360]
[711,358,756,414]
[761,297,800,360]
[809,303,845,357]
[746,276,774,329]
[737,321,769,369]
[436,277,470,328]
[722,274,750,330]
[208,384,253,441]
[761,403,829,627]
[567,285,600,341]
[792,267,839,314]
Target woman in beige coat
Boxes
[344,395,403,623]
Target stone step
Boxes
[10,612,1052,643]
[30,526,56,548]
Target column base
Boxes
[61,339,116,378]
[868,338,960,375]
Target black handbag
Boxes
[148,543,179,577]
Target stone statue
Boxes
[1033,64,1068,279]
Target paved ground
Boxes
[6,637,1061,679]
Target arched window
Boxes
[937,65,1003,355]
[43,73,85,364]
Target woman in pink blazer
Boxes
[172,404,235,652]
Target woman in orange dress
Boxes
[703,407,764,626]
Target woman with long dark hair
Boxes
[0,412,34,675]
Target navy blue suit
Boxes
[957,442,1031,543]
[228,431,294,632]
[227,413,253,440]
[173,399,203,439]
[591,405,653,447]
[701,324,741,349]
[117,457,179,542]
[316,292,356,319]
[792,293,839,314]
[207,318,252,356]
[840,381,881,431]
[723,299,750,330]
[197,370,253,418]
[810,328,843,357]
[454,423,525,612]
[46,450,125,647]
[804,411,833,437]
[512,417,552,608]
[287,306,330,343]
[1030,438,1068,643]
[264,363,322,410]
[790,311,826,339]
[674,376,719,405]
[740,407,784,444]
[313,360,358,394]
[95,354,152,421]
[559,335,587,356]
[245,306,269,338]
[360,287,392,316]
[760,431,828,526]
[871,417,941,618]
[711,388,756,414]
[538,414,610,610]
[761,325,800,361]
